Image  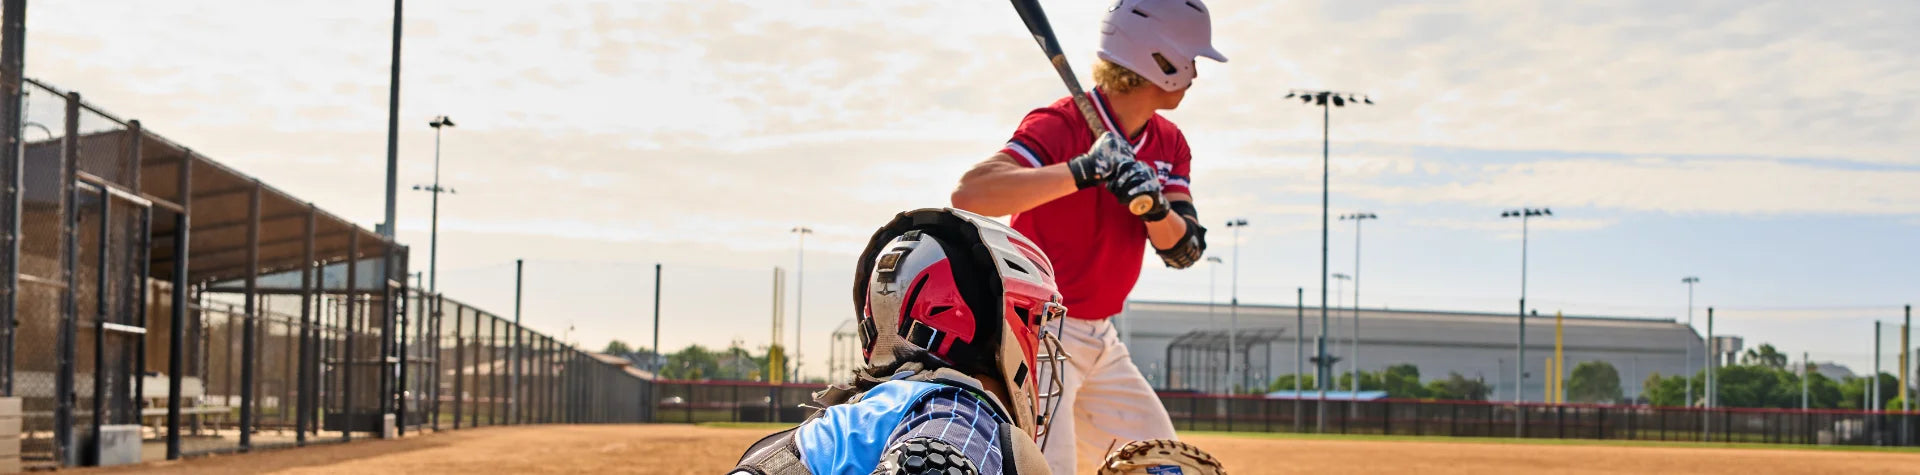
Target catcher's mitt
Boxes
[1098,439,1226,475]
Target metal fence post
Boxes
[0,0,26,401]
[395,276,409,436]
[451,304,463,429]
[52,90,78,467]
[378,249,396,434]
[343,231,358,441]
[163,150,190,459]
[490,317,500,425]
[87,181,108,463]
[237,183,259,450]
[295,205,314,445]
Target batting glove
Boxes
[1067,131,1136,189]
[1106,160,1169,221]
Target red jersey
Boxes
[996,88,1193,320]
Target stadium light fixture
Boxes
[1290,87,1367,432]
[1338,212,1379,417]
[1286,89,1373,426]
[414,115,456,294]
[1500,207,1552,411]
[1224,218,1249,392]
[1205,255,1225,392]
[1682,276,1701,410]
[790,226,813,382]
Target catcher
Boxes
[731,208,1224,475]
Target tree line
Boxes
[1258,343,1908,409]
[1266,364,1496,401]
[602,339,821,383]
[1641,343,1904,409]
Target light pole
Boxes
[1294,286,1304,432]
[1682,276,1700,407]
[1331,273,1351,390]
[1340,212,1377,405]
[380,0,403,240]
[1221,219,1251,394]
[1705,306,1715,440]
[1501,207,1551,404]
[1801,352,1810,410]
[1206,256,1224,393]
[1287,89,1372,403]
[413,115,455,293]
[790,226,812,382]
[1225,218,1248,392]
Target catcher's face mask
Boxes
[853,208,1072,441]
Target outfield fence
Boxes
[652,380,1920,447]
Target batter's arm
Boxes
[950,153,1079,217]
[1146,193,1193,250]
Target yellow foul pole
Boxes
[1555,311,1565,403]
[1544,357,1553,403]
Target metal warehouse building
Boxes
[1111,300,1708,402]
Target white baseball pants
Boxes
[1038,316,1177,474]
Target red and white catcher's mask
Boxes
[852,208,1069,442]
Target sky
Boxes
[22,0,1920,380]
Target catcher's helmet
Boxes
[852,208,1069,440]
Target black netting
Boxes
[180,302,239,455]
[70,190,97,450]
[71,106,132,189]
[15,81,68,466]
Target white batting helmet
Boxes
[1098,0,1229,92]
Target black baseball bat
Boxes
[1008,0,1158,216]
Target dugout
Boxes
[3,77,409,467]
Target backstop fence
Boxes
[0,76,653,469]
[652,380,1920,447]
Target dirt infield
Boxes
[76,424,1920,474]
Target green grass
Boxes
[1182,430,1920,453]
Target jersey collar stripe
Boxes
[1006,141,1044,168]
[1090,88,1148,153]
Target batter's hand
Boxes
[1067,131,1137,189]
[1105,160,1169,221]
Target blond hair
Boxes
[1092,59,1152,95]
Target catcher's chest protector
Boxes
[731,376,1049,475]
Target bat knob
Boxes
[1128,195,1155,216]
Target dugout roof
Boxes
[22,78,397,286]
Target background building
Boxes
[1114,300,1709,402]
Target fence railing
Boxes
[652,380,1920,447]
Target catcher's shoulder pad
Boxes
[1100,439,1226,475]
[870,437,979,475]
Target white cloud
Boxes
[21,0,1920,374]
[1407,217,1619,234]
[1344,158,1920,215]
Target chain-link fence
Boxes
[425,294,651,432]
[0,78,656,469]
[659,379,1919,447]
